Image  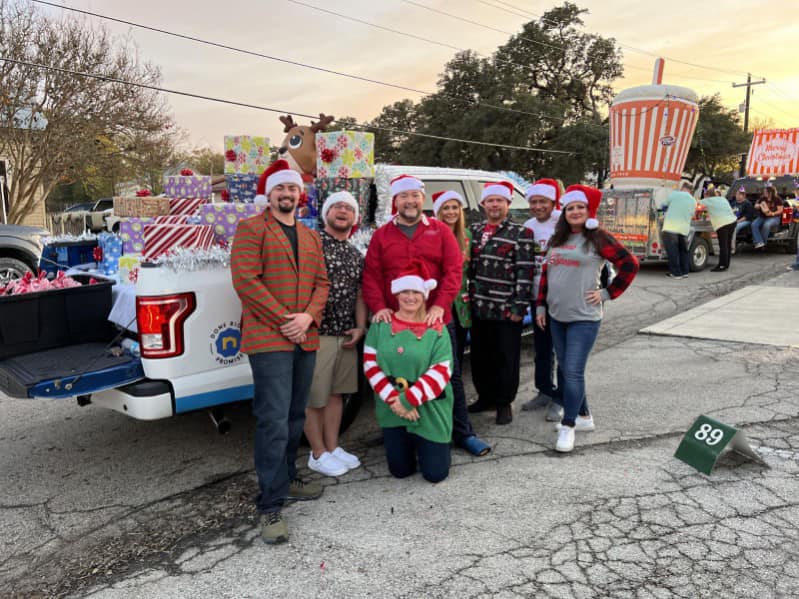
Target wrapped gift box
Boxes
[316,131,375,179]
[97,233,123,275]
[315,178,369,224]
[169,198,208,216]
[224,135,270,174]
[143,224,215,259]
[119,254,142,285]
[163,175,212,200]
[113,196,170,218]
[200,202,265,246]
[120,216,190,253]
[225,173,260,202]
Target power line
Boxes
[460,0,753,78]
[0,56,574,155]
[32,0,563,123]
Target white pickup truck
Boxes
[0,165,529,432]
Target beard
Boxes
[276,196,296,213]
[326,217,352,233]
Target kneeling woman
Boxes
[364,260,454,482]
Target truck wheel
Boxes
[689,237,710,271]
[0,256,34,286]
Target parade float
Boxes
[597,59,716,270]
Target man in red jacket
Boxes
[364,175,488,453]
[363,175,462,326]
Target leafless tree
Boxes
[0,1,175,222]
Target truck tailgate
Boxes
[0,342,144,399]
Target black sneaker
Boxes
[468,397,496,413]
[495,405,513,425]
[665,273,681,279]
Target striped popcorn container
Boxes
[143,224,215,259]
[609,81,698,186]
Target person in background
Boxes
[791,184,799,271]
[364,260,453,483]
[304,191,366,477]
[660,190,697,279]
[731,186,755,252]
[467,181,537,425]
[433,190,491,457]
[536,185,639,453]
[752,185,783,249]
[230,159,329,545]
[521,178,564,423]
[701,187,737,272]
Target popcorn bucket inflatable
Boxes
[609,60,699,187]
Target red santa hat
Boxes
[526,178,561,208]
[560,184,602,229]
[253,159,304,207]
[432,190,466,216]
[390,259,438,299]
[480,181,514,204]
[390,175,425,215]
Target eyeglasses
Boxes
[331,203,355,213]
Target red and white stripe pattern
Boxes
[154,215,190,225]
[609,96,698,182]
[169,198,208,216]
[746,128,799,176]
[143,224,215,259]
[363,345,399,404]
[404,360,451,407]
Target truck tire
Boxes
[689,237,710,271]
[0,256,34,286]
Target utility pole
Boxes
[732,73,766,177]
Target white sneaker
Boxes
[308,451,349,477]
[331,446,361,469]
[555,426,575,452]
[554,415,595,432]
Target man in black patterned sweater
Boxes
[467,181,537,425]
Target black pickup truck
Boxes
[727,176,799,254]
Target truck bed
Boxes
[0,342,143,399]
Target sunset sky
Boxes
[37,0,799,152]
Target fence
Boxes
[48,211,88,236]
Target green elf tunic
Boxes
[452,229,472,328]
[364,318,454,443]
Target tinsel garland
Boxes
[151,246,231,272]
[41,232,98,245]
[348,226,374,256]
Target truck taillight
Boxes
[136,293,196,358]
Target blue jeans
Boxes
[549,318,601,427]
[447,317,475,444]
[751,216,780,245]
[661,231,689,276]
[532,304,563,404]
[249,348,316,514]
[383,427,450,483]
[734,220,751,241]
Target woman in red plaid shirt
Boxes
[535,184,639,453]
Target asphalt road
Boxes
[1,250,797,598]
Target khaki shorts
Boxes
[308,335,358,408]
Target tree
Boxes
[0,1,174,223]
[366,3,623,182]
[182,146,225,177]
[368,99,418,164]
[684,94,751,183]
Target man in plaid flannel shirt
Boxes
[467,181,537,425]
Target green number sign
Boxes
[674,415,763,475]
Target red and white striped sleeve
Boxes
[405,359,451,407]
[363,344,398,405]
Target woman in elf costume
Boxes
[364,260,454,482]
[433,190,491,457]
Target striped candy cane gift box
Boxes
[143,224,215,259]
[169,198,208,216]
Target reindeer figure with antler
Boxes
[278,113,335,178]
